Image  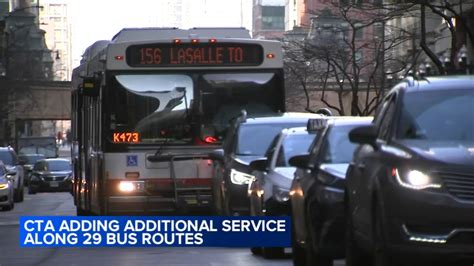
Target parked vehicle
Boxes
[289,117,372,266]
[247,126,319,258]
[0,161,15,211]
[17,136,58,158]
[18,153,46,185]
[0,147,25,202]
[210,112,323,216]
[29,158,72,194]
[346,76,474,265]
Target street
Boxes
[0,190,345,266]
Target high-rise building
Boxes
[38,0,72,81]
[253,0,285,39]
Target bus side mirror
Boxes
[81,77,100,97]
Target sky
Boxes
[68,0,253,67]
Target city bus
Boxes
[71,27,285,215]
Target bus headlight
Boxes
[394,168,442,190]
[118,181,145,193]
[230,169,254,185]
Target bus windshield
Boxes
[107,72,283,145]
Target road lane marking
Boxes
[0,221,19,226]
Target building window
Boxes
[261,6,285,30]
[354,23,363,39]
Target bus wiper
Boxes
[176,87,189,120]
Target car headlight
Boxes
[0,183,9,190]
[230,169,254,185]
[65,174,73,180]
[118,181,145,193]
[273,186,290,202]
[394,168,442,190]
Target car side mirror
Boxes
[349,125,377,145]
[209,149,224,162]
[249,158,267,172]
[289,154,310,169]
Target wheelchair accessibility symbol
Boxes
[126,155,138,167]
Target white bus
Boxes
[71,27,285,215]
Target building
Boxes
[38,0,73,81]
[285,0,306,31]
[253,0,285,39]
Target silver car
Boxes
[0,161,15,211]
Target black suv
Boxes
[0,147,25,202]
[289,117,372,266]
[345,76,474,265]
[210,112,322,215]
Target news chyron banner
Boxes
[20,216,290,247]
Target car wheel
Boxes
[345,205,370,266]
[250,247,262,255]
[373,204,394,266]
[76,206,90,216]
[2,201,14,211]
[14,189,22,202]
[305,216,332,266]
[28,186,37,194]
[291,220,306,266]
[262,247,284,259]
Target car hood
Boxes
[319,163,350,179]
[268,167,296,189]
[400,140,474,166]
[234,155,264,165]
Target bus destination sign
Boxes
[126,43,263,67]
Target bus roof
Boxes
[111,27,252,43]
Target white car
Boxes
[0,147,25,202]
[0,161,15,211]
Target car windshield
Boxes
[45,161,71,171]
[19,155,45,164]
[321,125,360,164]
[236,122,307,156]
[276,134,315,166]
[397,89,474,142]
[0,151,14,165]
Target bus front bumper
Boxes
[108,194,213,213]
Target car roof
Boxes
[399,75,474,92]
[241,112,324,125]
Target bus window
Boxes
[200,73,283,137]
[108,74,194,144]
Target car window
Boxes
[397,89,474,141]
[46,161,72,171]
[378,97,397,141]
[235,122,306,156]
[34,161,47,171]
[276,134,315,167]
[0,166,4,176]
[0,151,15,165]
[321,125,362,164]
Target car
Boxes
[0,161,15,211]
[288,117,372,266]
[29,158,72,194]
[0,147,25,202]
[345,76,474,266]
[210,112,324,216]
[18,153,46,185]
[247,126,319,258]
